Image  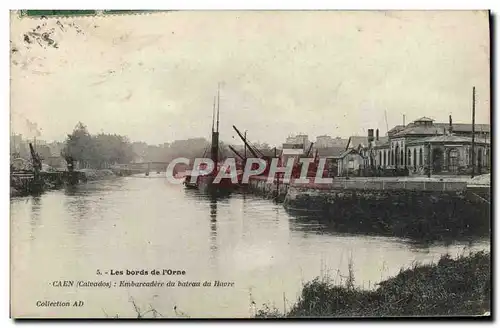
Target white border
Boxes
[3,1,498,327]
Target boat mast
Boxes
[210,84,220,169]
[216,83,220,133]
[212,96,216,133]
[471,86,476,178]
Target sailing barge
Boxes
[183,84,329,192]
[183,85,242,191]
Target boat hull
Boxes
[183,174,239,193]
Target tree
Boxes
[62,123,135,169]
[61,122,93,168]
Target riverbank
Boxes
[244,174,491,242]
[78,168,116,181]
[10,169,120,197]
[256,251,490,318]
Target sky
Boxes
[10,10,490,146]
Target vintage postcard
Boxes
[9,10,491,319]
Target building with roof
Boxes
[373,116,490,175]
[334,128,390,176]
[315,135,348,148]
[285,134,310,147]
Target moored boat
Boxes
[183,84,240,192]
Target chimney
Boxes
[449,115,453,134]
[376,129,379,141]
[367,129,374,143]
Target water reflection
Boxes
[183,188,235,261]
[63,191,94,236]
[10,176,491,318]
[284,206,490,246]
[209,193,218,256]
[29,196,42,241]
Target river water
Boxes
[10,174,490,318]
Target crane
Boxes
[232,125,260,158]
[228,145,245,161]
[304,142,314,157]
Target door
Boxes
[448,148,459,173]
[432,148,444,173]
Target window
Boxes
[413,148,417,167]
[379,151,382,166]
[408,149,412,167]
[395,145,399,166]
[448,148,459,173]
[477,148,483,169]
[383,151,387,167]
[400,149,404,166]
[419,148,423,166]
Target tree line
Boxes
[61,122,275,169]
[61,122,136,169]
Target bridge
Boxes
[110,161,190,175]
[111,162,171,175]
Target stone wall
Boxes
[283,185,490,240]
[248,176,289,202]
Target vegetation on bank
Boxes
[256,251,491,318]
[60,122,277,169]
[61,122,136,169]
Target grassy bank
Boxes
[79,168,116,181]
[256,251,491,318]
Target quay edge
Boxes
[247,176,490,239]
[10,169,128,197]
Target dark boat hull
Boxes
[184,174,239,193]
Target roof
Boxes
[387,125,405,135]
[393,125,446,137]
[406,135,491,146]
[435,123,491,133]
[316,146,346,157]
[373,139,390,149]
[332,138,349,147]
[392,122,491,138]
[256,148,276,157]
[345,135,388,150]
[415,117,434,122]
[346,136,369,150]
[374,136,389,146]
[282,143,304,149]
[335,148,357,159]
[282,148,304,155]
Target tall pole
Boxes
[11,131,15,155]
[212,96,216,133]
[216,83,220,133]
[384,110,389,134]
[244,131,247,158]
[427,142,431,178]
[210,85,221,172]
[471,86,476,178]
[403,114,405,126]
